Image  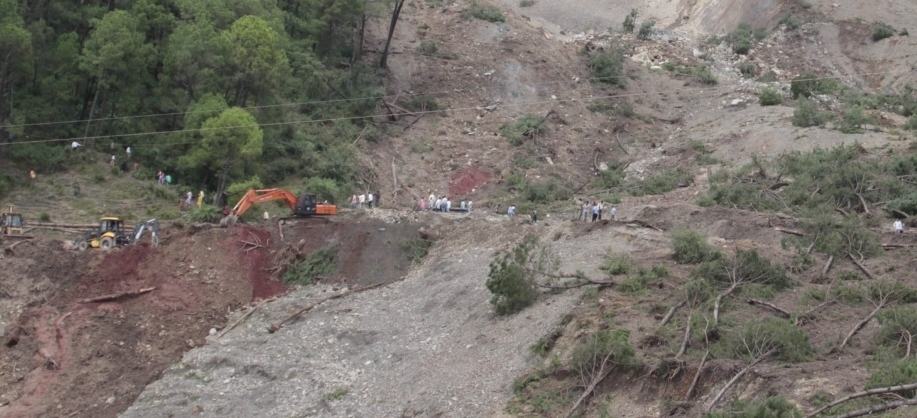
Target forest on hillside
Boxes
[0,0,396,203]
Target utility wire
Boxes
[1,69,905,129]
[1,69,912,147]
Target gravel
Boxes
[120,219,597,418]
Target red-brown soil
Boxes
[0,216,426,418]
[449,167,493,198]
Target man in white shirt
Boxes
[71,141,81,150]
[434,197,442,211]
[445,199,451,212]
[610,206,617,220]
[894,219,905,234]
[126,146,131,159]
[358,193,366,208]
[467,201,473,212]
[367,191,374,208]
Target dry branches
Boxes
[683,350,709,402]
[805,382,917,417]
[705,348,776,413]
[268,283,385,333]
[747,299,791,319]
[658,300,685,328]
[79,287,156,304]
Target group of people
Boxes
[181,191,206,210]
[157,170,172,185]
[419,193,473,213]
[350,191,381,209]
[580,200,616,222]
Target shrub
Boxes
[901,28,909,36]
[715,318,813,363]
[728,23,756,55]
[906,114,917,130]
[570,329,638,378]
[0,177,9,200]
[500,114,545,146]
[792,97,825,127]
[872,22,895,41]
[697,249,791,291]
[600,251,630,275]
[632,169,692,196]
[8,143,66,172]
[190,205,222,223]
[694,66,718,85]
[399,238,434,263]
[704,396,803,418]
[866,356,917,397]
[283,245,338,285]
[462,1,505,22]
[758,87,783,106]
[637,20,655,40]
[790,74,838,98]
[671,229,721,264]
[588,49,627,88]
[876,306,917,356]
[523,179,571,203]
[402,94,440,112]
[486,235,555,315]
[302,177,341,203]
[416,41,437,55]
[225,175,264,207]
[622,9,637,33]
[518,0,535,6]
[784,14,801,30]
[737,62,757,78]
[838,106,871,134]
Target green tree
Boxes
[180,107,264,205]
[223,15,289,105]
[0,20,33,123]
[486,234,558,315]
[79,10,152,137]
[165,21,228,103]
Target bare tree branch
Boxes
[683,350,709,402]
[659,300,686,328]
[705,349,776,413]
[806,381,917,417]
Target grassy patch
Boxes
[323,387,348,401]
[462,1,505,22]
[399,238,434,264]
[588,49,627,87]
[500,114,545,146]
[283,245,338,285]
[872,22,895,41]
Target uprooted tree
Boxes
[694,248,791,326]
[565,328,639,418]
[485,234,610,315]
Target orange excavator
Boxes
[227,189,337,223]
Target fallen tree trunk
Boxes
[774,227,805,236]
[705,349,776,413]
[683,350,709,402]
[747,299,791,318]
[713,283,738,325]
[218,297,276,339]
[821,255,833,277]
[564,352,615,418]
[805,381,917,417]
[848,253,875,280]
[832,399,917,418]
[79,287,156,304]
[676,322,691,358]
[659,300,685,328]
[268,283,385,333]
[836,302,885,352]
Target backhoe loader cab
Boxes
[1,211,25,237]
[73,217,159,251]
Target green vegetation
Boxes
[637,20,655,40]
[671,229,721,264]
[618,265,669,295]
[790,74,839,98]
[838,105,872,134]
[783,15,801,31]
[500,114,546,146]
[696,248,792,291]
[486,235,555,315]
[662,62,717,85]
[570,329,639,377]
[518,0,536,7]
[622,9,638,33]
[872,22,896,41]
[704,396,803,418]
[588,49,627,88]
[727,23,766,55]
[189,205,222,223]
[38,212,51,222]
[599,251,630,275]
[792,97,828,127]
[283,245,338,285]
[0,0,383,204]
[323,387,348,401]
[715,318,813,363]
[737,62,757,78]
[631,169,693,196]
[758,88,783,106]
[462,1,506,22]
[399,238,434,264]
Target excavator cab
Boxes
[292,193,336,216]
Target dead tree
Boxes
[713,250,782,326]
[379,0,405,69]
[806,381,917,417]
[564,348,616,418]
[836,281,907,352]
[705,327,779,413]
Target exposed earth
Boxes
[4,0,917,417]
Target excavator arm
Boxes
[231,189,299,218]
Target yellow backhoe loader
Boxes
[72,217,160,251]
